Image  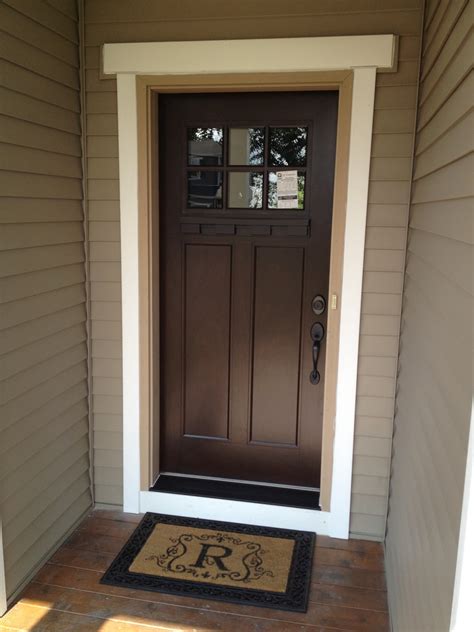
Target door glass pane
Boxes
[228,127,265,165]
[268,171,305,210]
[187,128,223,166]
[228,172,263,208]
[269,127,308,167]
[187,171,223,208]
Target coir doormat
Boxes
[101,513,315,612]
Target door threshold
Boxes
[150,474,321,511]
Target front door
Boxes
[158,91,338,488]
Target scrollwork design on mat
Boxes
[145,532,274,584]
[100,513,315,612]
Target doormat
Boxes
[101,513,315,612]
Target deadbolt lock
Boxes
[311,295,326,316]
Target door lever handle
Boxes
[310,322,325,385]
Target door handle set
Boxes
[309,294,326,385]
[309,322,325,385]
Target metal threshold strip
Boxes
[151,474,321,511]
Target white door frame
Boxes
[104,35,397,539]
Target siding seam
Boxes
[0,87,80,115]
[0,114,81,144]
[416,62,472,129]
[2,0,78,45]
[0,4,78,59]
[0,26,78,68]
[0,115,81,137]
[4,506,90,607]
[85,7,424,26]
[421,0,469,77]
[414,102,473,154]
[418,13,472,104]
[412,147,474,179]
[44,0,77,21]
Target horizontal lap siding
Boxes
[84,0,423,537]
[385,0,473,629]
[0,0,92,598]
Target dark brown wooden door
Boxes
[158,92,338,488]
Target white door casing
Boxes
[104,35,397,538]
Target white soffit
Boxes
[103,35,397,76]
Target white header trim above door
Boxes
[103,35,397,75]
[106,35,396,539]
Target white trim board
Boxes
[140,492,331,535]
[116,73,141,515]
[103,35,397,75]
[106,35,396,539]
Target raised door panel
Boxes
[251,246,304,446]
[184,244,232,440]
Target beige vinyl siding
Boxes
[84,0,423,536]
[0,0,92,598]
[385,0,473,629]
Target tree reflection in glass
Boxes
[269,127,307,167]
[228,172,263,208]
[229,128,264,166]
